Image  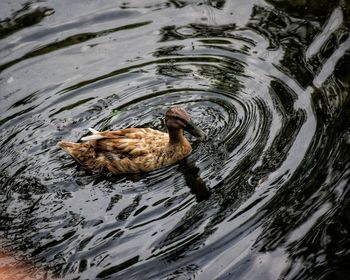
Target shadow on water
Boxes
[179,158,211,202]
[0,0,350,279]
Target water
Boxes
[0,0,349,279]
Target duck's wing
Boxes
[81,128,168,156]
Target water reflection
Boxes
[0,3,54,40]
[0,0,349,279]
[179,158,211,202]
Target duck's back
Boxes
[59,127,191,173]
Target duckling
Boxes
[58,106,206,173]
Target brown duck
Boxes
[58,106,206,173]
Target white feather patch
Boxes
[88,128,99,134]
[81,135,104,141]
[81,128,104,141]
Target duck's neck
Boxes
[168,128,185,145]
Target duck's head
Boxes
[165,106,207,141]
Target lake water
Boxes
[0,0,349,279]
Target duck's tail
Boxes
[58,140,94,164]
[58,140,81,153]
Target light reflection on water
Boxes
[0,0,349,279]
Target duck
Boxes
[58,106,206,173]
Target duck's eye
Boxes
[171,115,187,123]
[166,117,186,128]
[175,118,186,127]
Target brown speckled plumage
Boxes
[58,106,206,173]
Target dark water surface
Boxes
[1,0,350,279]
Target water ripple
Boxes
[0,1,349,279]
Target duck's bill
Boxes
[185,121,207,141]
